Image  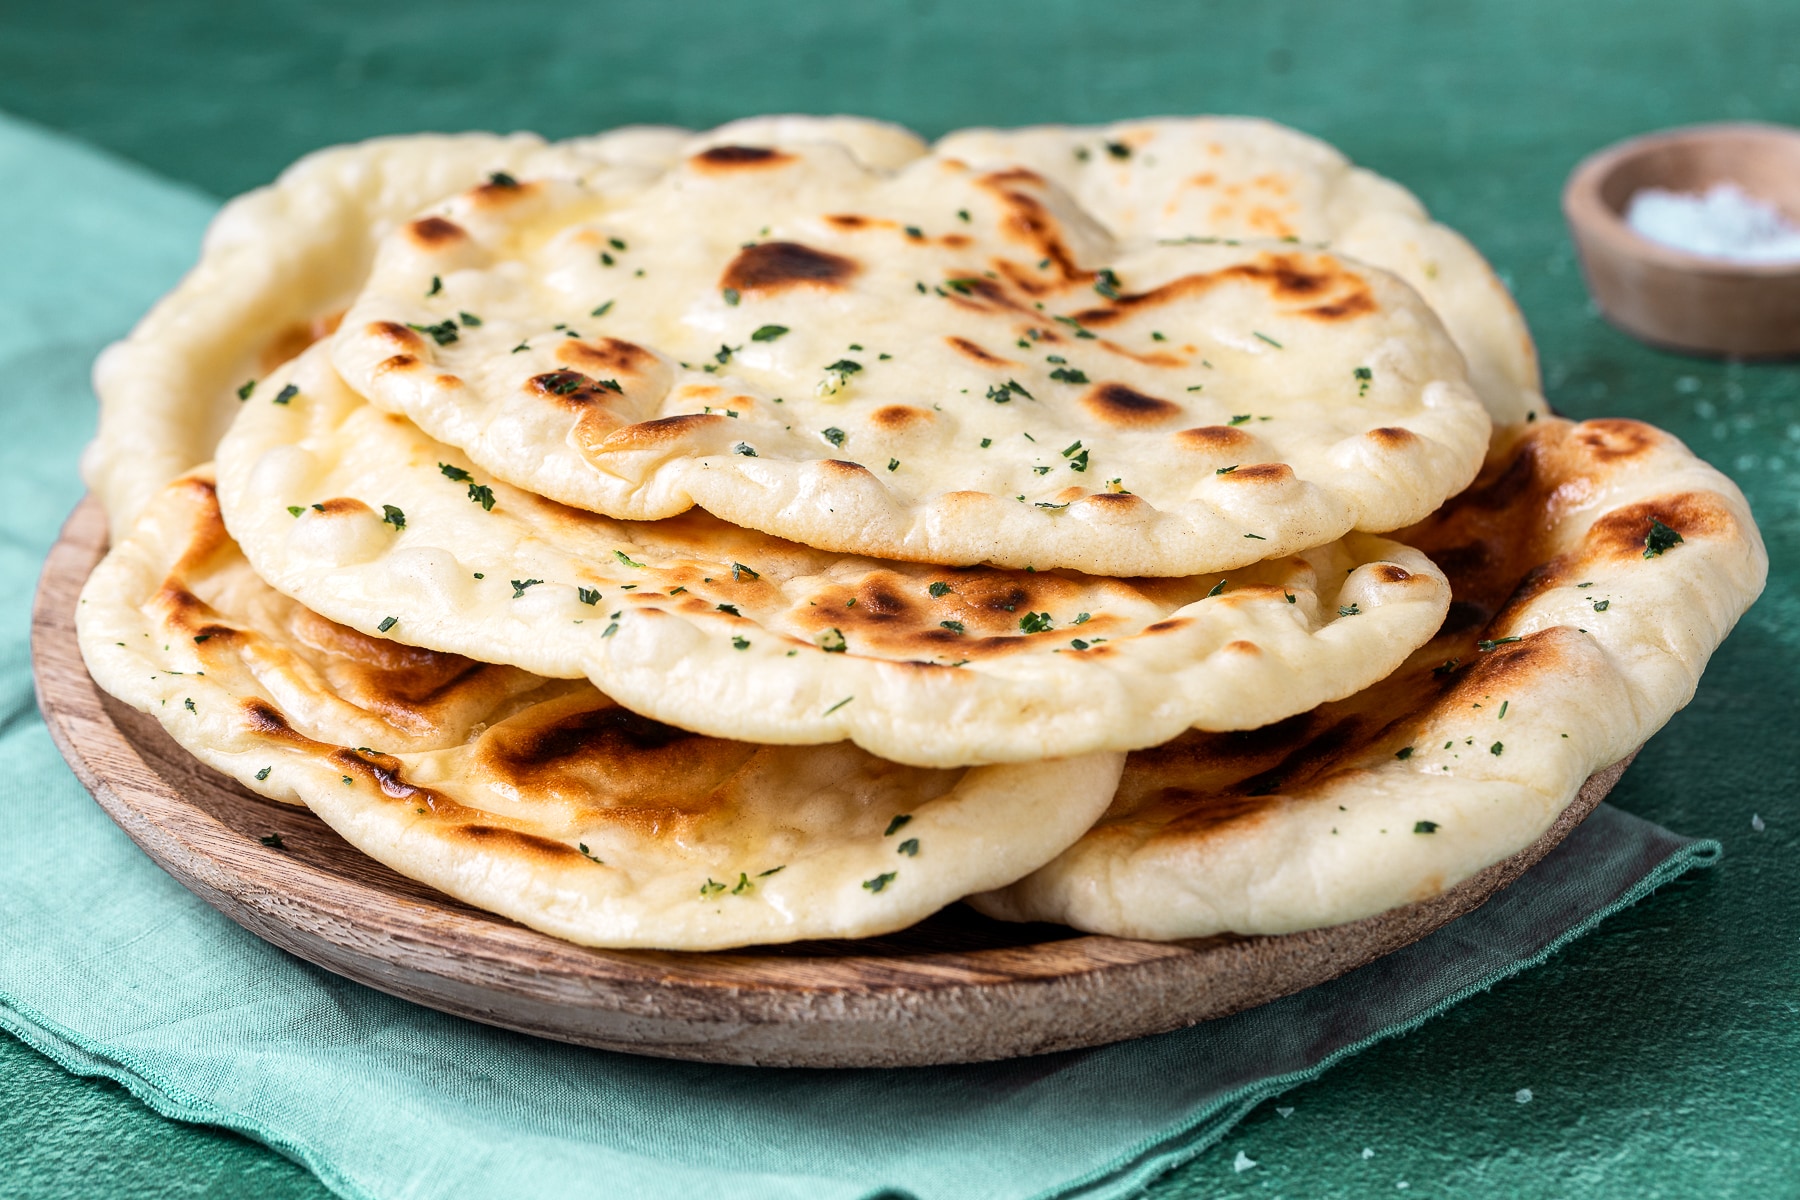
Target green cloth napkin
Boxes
[0,110,1721,1200]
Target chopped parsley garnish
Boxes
[1490,741,1505,756]
[273,384,299,405]
[381,504,405,530]
[457,311,482,327]
[184,697,196,713]
[1067,449,1089,472]
[591,300,614,317]
[1338,603,1361,617]
[1032,465,1051,475]
[821,427,847,448]
[1396,747,1414,760]
[1071,612,1091,625]
[897,838,919,857]
[1499,700,1509,719]
[980,437,992,448]
[700,878,727,897]
[1228,413,1252,426]
[1070,638,1091,650]
[287,506,304,518]
[1644,518,1684,558]
[408,320,459,346]
[259,832,285,849]
[884,814,913,836]
[1019,611,1053,634]
[819,628,848,653]
[377,616,398,633]
[1477,636,1522,651]
[601,621,619,638]
[1062,440,1083,457]
[1354,365,1372,396]
[1094,268,1122,299]
[1049,366,1089,384]
[487,171,519,188]
[510,578,543,598]
[888,458,900,472]
[237,380,255,401]
[438,463,473,483]
[733,442,757,457]
[928,581,952,598]
[1207,579,1228,597]
[957,208,971,222]
[1052,314,1097,339]
[824,695,854,715]
[467,483,496,511]
[578,843,603,864]
[1216,464,1238,475]
[904,225,924,239]
[1253,331,1283,348]
[255,767,272,781]
[758,866,785,877]
[825,358,863,375]
[863,872,897,893]
[1414,820,1439,834]
[575,587,600,606]
[731,562,759,581]
[614,550,645,568]
[1593,598,1610,612]
[939,620,965,634]
[716,603,741,617]
[732,635,750,650]
[751,324,789,342]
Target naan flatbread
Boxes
[76,470,1122,949]
[83,117,926,537]
[973,417,1766,938]
[329,138,1492,576]
[213,343,1452,768]
[935,117,1544,428]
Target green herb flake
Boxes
[1253,331,1283,348]
[1498,700,1509,720]
[590,300,614,318]
[1338,603,1361,617]
[980,437,992,448]
[1414,820,1439,834]
[614,549,645,568]
[1396,747,1414,760]
[577,587,601,606]
[734,442,757,457]
[730,562,759,582]
[439,463,473,483]
[487,171,519,188]
[1490,741,1505,756]
[883,814,913,837]
[897,838,920,857]
[1228,413,1252,426]
[183,697,196,714]
[939,620,965,634]
[862,871,897,893]
[956,208,971,222]
[273,384,299,405]
[824,695,853,715]
[887,458,900,472]
[819,628,848,653]
[1207,579,1228,597]
[237,380,256,401]
[467,483,496,511]
[821,427,847,448]
[381,504,406,530]
[255,767,272,781]
[1644,518,1684,558]
[578,843,603,864]
[732,635,751,650]
[751,324,789,342]
[716,603,742,617]
[407,320,459,346]
[1019,611,1053,634]
[377,615,398,633]
[1104,140,1131,159]
[510,578,543,599]
[260,832,285,848]
[601,621,619,638]
[1477,636,1522,652]
[1049,366,1089,384]
[1216,464,1238,475]
[928,581,952,598]
[287,506,304,518]
[457,311,482,327]
[1094,268,1122,299]
[1354,365,1373,395]
[699,878,727,898]
[1593,598,1610,612]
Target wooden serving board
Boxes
[31,497,1633,1068]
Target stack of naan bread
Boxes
[77,116,1766,951]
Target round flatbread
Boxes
[934,117,1545,428]
[972,417,1766,939]
[213,343,1452,768]
[76,470,1123,950]
[83,117,926,537]
[328,137,1492,576]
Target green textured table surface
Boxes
[2,1,1797,1196]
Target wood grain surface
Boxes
[30,496,1633,1068]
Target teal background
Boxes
[1,0,1796,1195]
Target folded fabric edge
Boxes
[1033,830,1723,1200]
[0,997,375,1200]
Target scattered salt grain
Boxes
[1752,813,1766,832]
[1397,1183,1410,1191]
[1362,1147,1376,1160]
[1516,1088,1534,1104]
[1276,1106,1295,1118]
[1233,1150,1257,1173]
[1625,182,1800,264]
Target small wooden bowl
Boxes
[1563,122,1800,357]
